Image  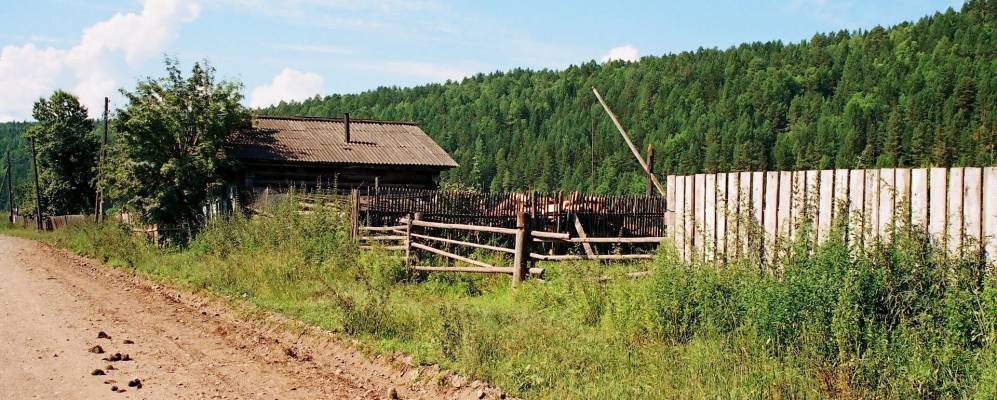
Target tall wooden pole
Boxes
[30,136,43,230]
[590,111,596,189]
[592,86,666,196]
[95,97,108,223]
[5,153,12,224]
[645,144,655,196]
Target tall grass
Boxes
[4,194,995,399]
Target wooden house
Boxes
[226,115,458,193]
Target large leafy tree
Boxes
[109,58,249,226]
[25,90,97,215]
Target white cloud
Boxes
[0,44,65,121]
[602,45,639,63]
[249,68,325,108]
[0,0,200,121]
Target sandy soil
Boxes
[0,236,504,400]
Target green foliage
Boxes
[6,195,995,399]
[108,57,249,226]
[24,90,97,215]
[0,122,32,212]
[267,1,996,193]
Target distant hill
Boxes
[265,0,996,194]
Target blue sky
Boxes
[0,0,964,121]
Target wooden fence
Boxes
[667,167,997,266]
[352,187,668,240]
[359,212,663,286]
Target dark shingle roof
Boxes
[228,115,458,168]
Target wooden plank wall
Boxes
[665,167,997,267]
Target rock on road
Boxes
[0,236,498,400]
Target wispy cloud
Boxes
[786,0,857,28]
[268,43,351,55]
[377,61,473,81]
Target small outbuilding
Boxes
[226,115,458,193]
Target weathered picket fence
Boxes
[666,167,997,266]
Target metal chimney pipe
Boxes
[344,112,351,143]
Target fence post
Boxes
[350,188,359,241]
[512,211,532,287]
[405,212,418,269]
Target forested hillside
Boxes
[267,1,996,194]
[0,122,32,211]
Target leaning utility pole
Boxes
[94,97,109,223]
[591,86,666,196]
[30,136,43,230]
[5,152,12,224]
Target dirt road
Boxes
[0,236,501,400]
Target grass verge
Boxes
[3,197,995,399]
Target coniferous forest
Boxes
[265,1,996,193]
[2,1,996,200]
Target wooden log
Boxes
[360,235,406,241]
[361,225,407,232]
[411,232,515,254]
[412,242,497,270]
[573,214,596,257]
[529,253,655,261]
[411,265,544,276]
[412,265,512,274]
[360,245,406,251]
[534,236,665,244]
[591,87,666,196]
[531,230,571,240]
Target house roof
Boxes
[227,115,458,169]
